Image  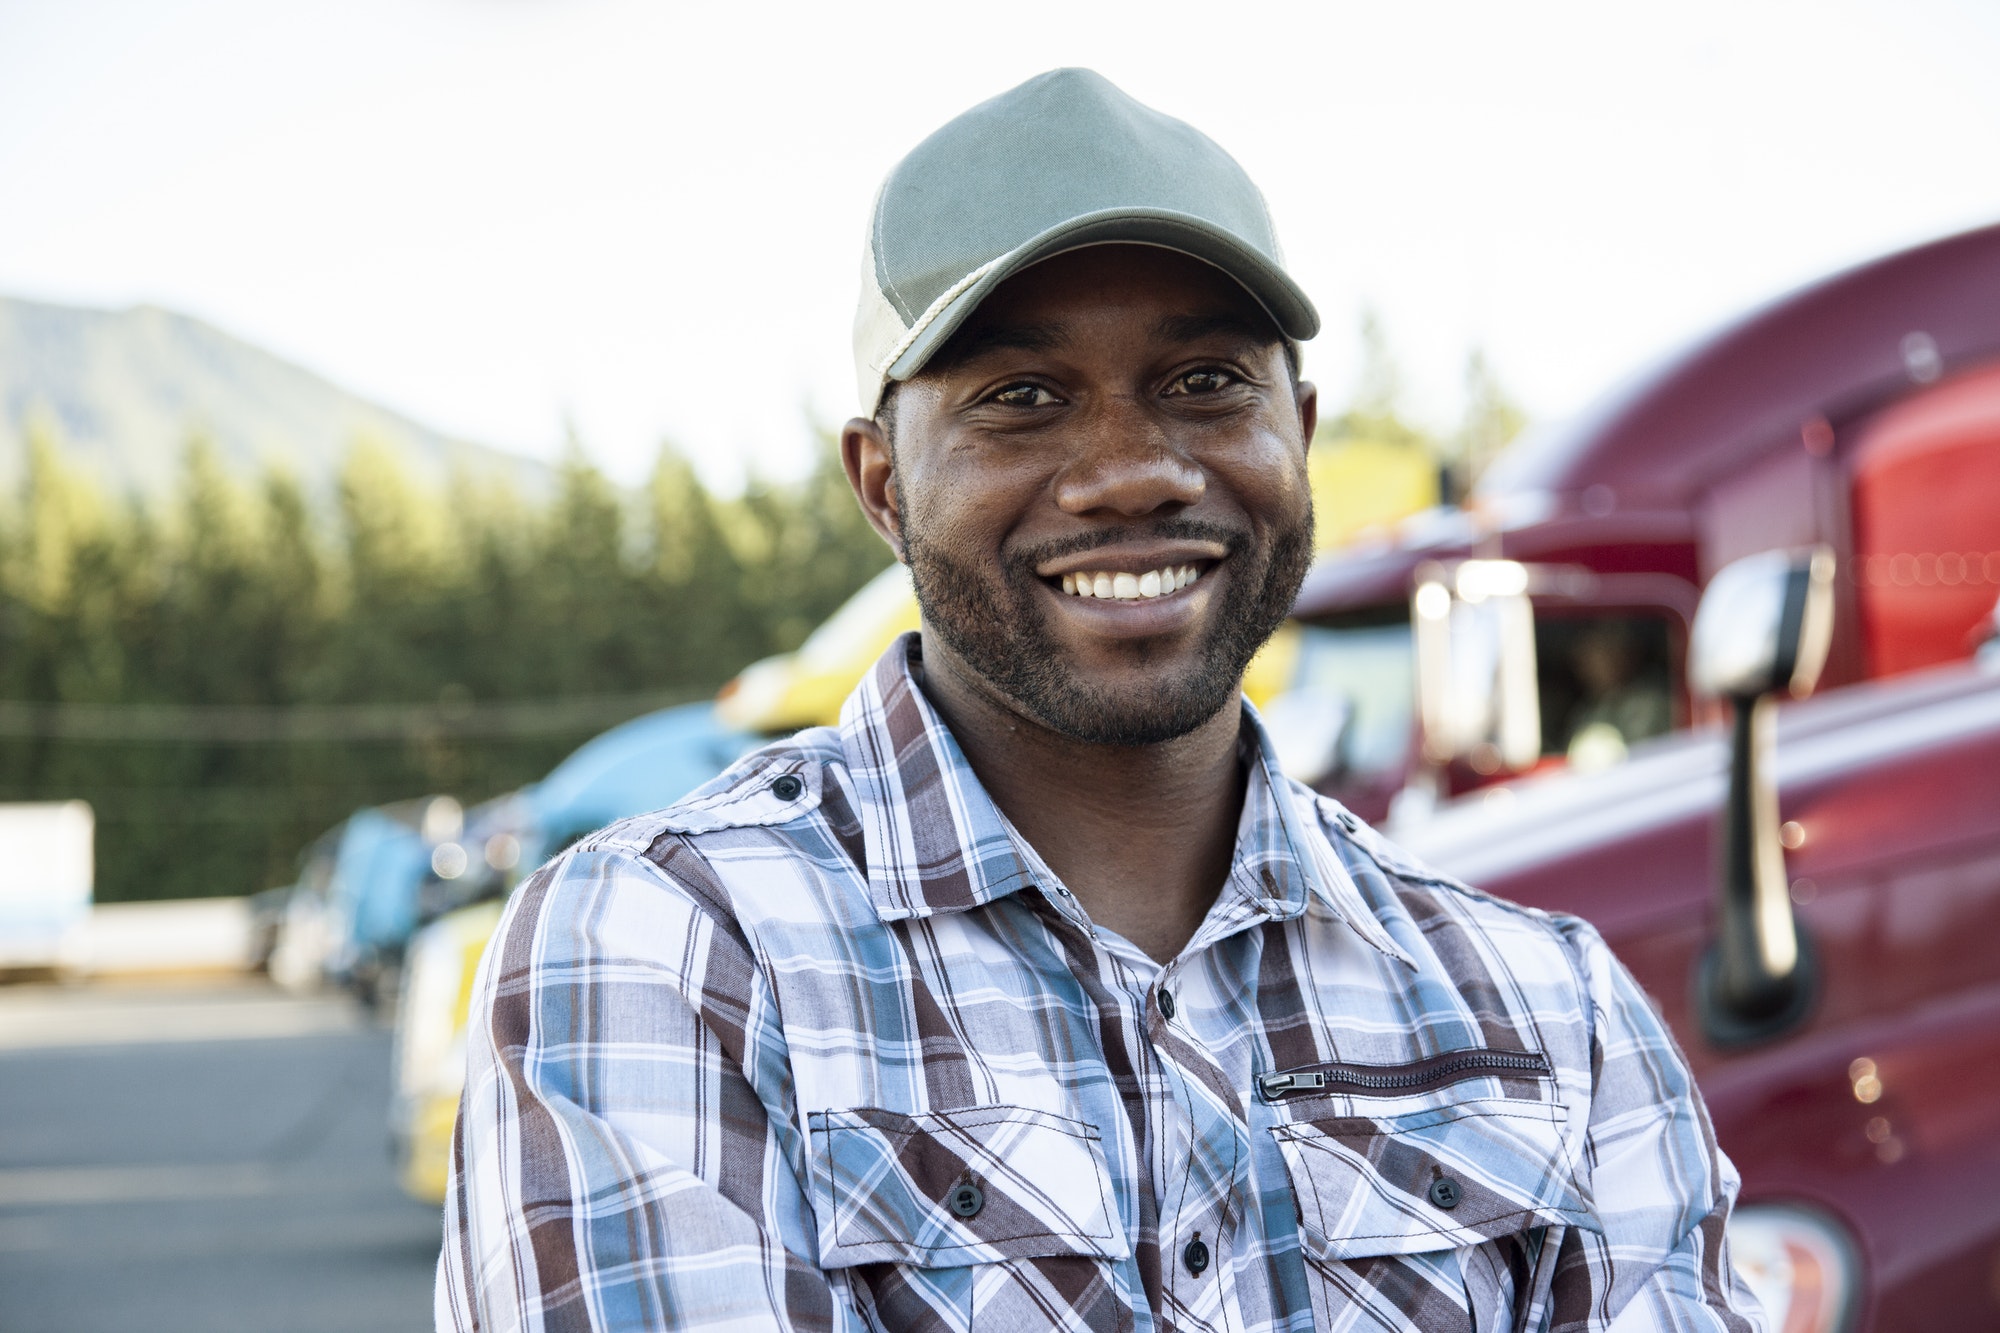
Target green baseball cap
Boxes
[852,67,1320,415]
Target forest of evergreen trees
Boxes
[0,315,1517,906]
[0,425,891,903]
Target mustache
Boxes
[1004,517,1250,573]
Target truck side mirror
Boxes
[1412,559,1542,775]
[1689,547,1835,1045]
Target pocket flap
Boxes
[1271,1098,1596,1261]
[807,1105,1130,1269]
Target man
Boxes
[440,69,1763,1332]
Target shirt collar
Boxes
[839,633,1411,965]
[1233,700,1415,965]
[838,634,1039,921]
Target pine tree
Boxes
[0,424,913,903]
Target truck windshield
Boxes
[1288,619,1416,779]
[1535,613,1678,761]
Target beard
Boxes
[900,506,1314,747]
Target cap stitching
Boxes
[874,253,1006,376]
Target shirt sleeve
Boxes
[436,840,845,1333]
[1548,917,1769,1333]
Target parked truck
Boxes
[1316,222,2000,1330]
[1291,222,2000,831]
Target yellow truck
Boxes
[390,897,505,1201]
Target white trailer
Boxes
[0,802,94,970]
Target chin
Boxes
[997,640,1249,747]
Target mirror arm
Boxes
[1698,692,1815,1045]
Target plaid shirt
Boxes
[439,635,1764,1333]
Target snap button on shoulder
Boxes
[770,774,804,801]
[1182,1233,1209,1276]
[947,1182,984,1219]
[1157,989,1176,1020]
[1428,1176,1462,1210]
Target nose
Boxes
[1052,398,1205,518]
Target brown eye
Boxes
[992,383,1056,407]
[1174,369,1233,395]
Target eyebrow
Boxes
[937,321,1072,365]
[1151,312,1280,346]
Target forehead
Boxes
[925,243,1283,369]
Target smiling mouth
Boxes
[1055,563,1205,601]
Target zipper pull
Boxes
[1258,1070,1326,1100]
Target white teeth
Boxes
[1057,564,1204,600]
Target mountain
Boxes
[0,295,553,502]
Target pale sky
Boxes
[5,0,1999,490]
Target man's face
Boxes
[857,245,1317,746]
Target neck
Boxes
[915,628,1247,964]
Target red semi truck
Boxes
[1285,223,2000,1330]
[1291,222,2000,828]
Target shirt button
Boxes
[947,1182,984,1219]
[1182,1233,1209,1276]
[1428,1176,1462,1210]
[1157,989,1176,1020]
[770,774,804,801]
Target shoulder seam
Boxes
[638,829,750,941]
[633,827,792,1050]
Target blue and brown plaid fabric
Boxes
[438,634,1765,1332]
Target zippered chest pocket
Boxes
[1256,1048,1595,1269]
[1258,1048,1554,1103]
[1272,1098,1594,1260]
[1248,1042,1598,1333]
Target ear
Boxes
[840,417,905,559]
[1293,379,1318,458]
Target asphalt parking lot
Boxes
[0,979,440,1333]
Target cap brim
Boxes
[883,208,1320,386]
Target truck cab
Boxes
[1327,224,2000,1329]
[1292,222,2000,828]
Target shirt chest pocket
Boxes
[807,1105,1132,1333]
[1270,1099,1599,1332]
